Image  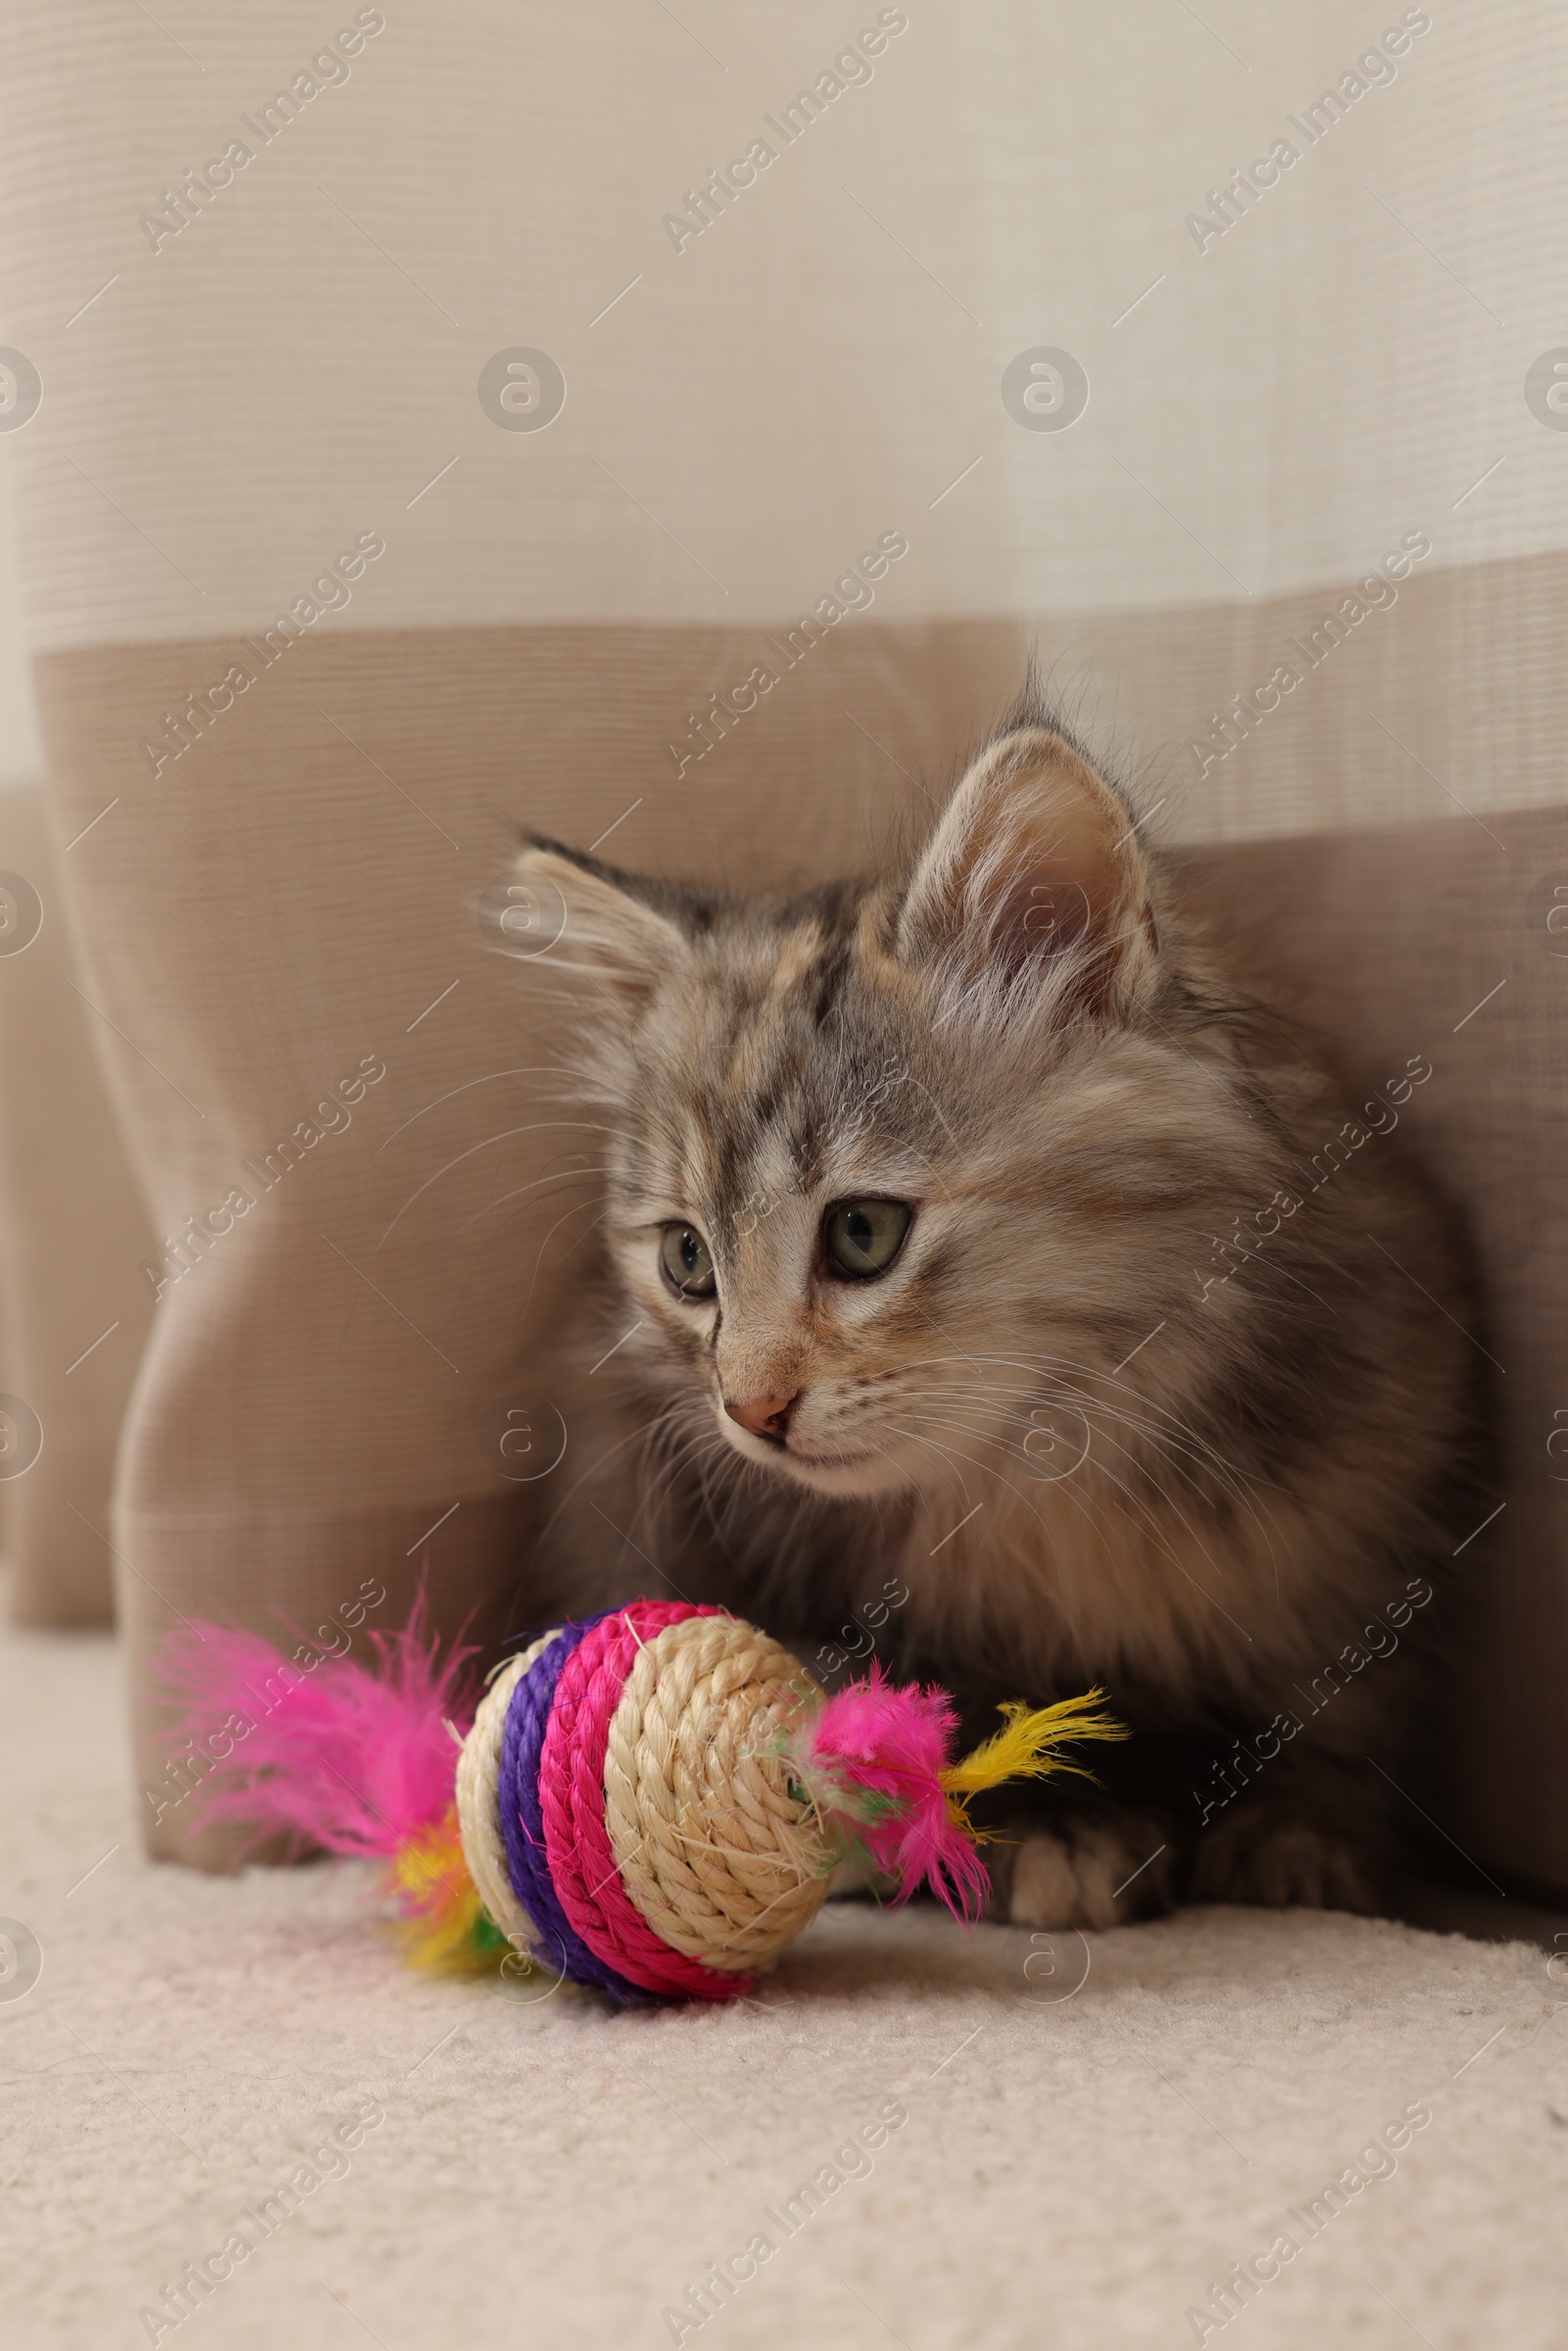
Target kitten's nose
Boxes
[724,1391,800,1442]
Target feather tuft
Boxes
[795,1669,990,1920]
[389,1808,511,1973]
[149,1592,475,1862]
[939,1689,1129,1835]
[793,1671,1128,1922]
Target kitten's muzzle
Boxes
[722,1390,800,1444]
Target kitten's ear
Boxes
[895,726,1156,1013]
[501,840,690,1006]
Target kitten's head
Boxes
[516,720,1279,1502]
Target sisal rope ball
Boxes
[458,1603,827,1999]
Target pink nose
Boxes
[724,1392,799,1441]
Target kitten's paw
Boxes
[994,1818,1174,1931]
[1191,1808,1375,1912]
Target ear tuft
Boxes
[495,841,690,1009]
[895,726,1155,1016]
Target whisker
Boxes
[458,1160,611,1232]
[378,1119,615,1250]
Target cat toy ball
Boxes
[154,1598,1124,2002]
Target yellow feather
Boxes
[939,1690,1128,1838]
[387,1810,497,1974]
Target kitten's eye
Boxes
[823,1199,912,1280]
[660,1224,716,1300]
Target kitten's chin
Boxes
[716,1424,912,1498]
[778,1449,913,1498]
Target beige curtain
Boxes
[0,1,1561,1885]
[0,787,155,1622]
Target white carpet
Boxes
[4,1601,1566,2351]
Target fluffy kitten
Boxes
[514,711,1480,1928]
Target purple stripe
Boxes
[497,1613,648,2002]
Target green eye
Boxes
[823,1199,912,1280]
[660,1224,715,1299]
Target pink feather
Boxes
[800,1667,990,1921]
[149,1593,473,1859]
